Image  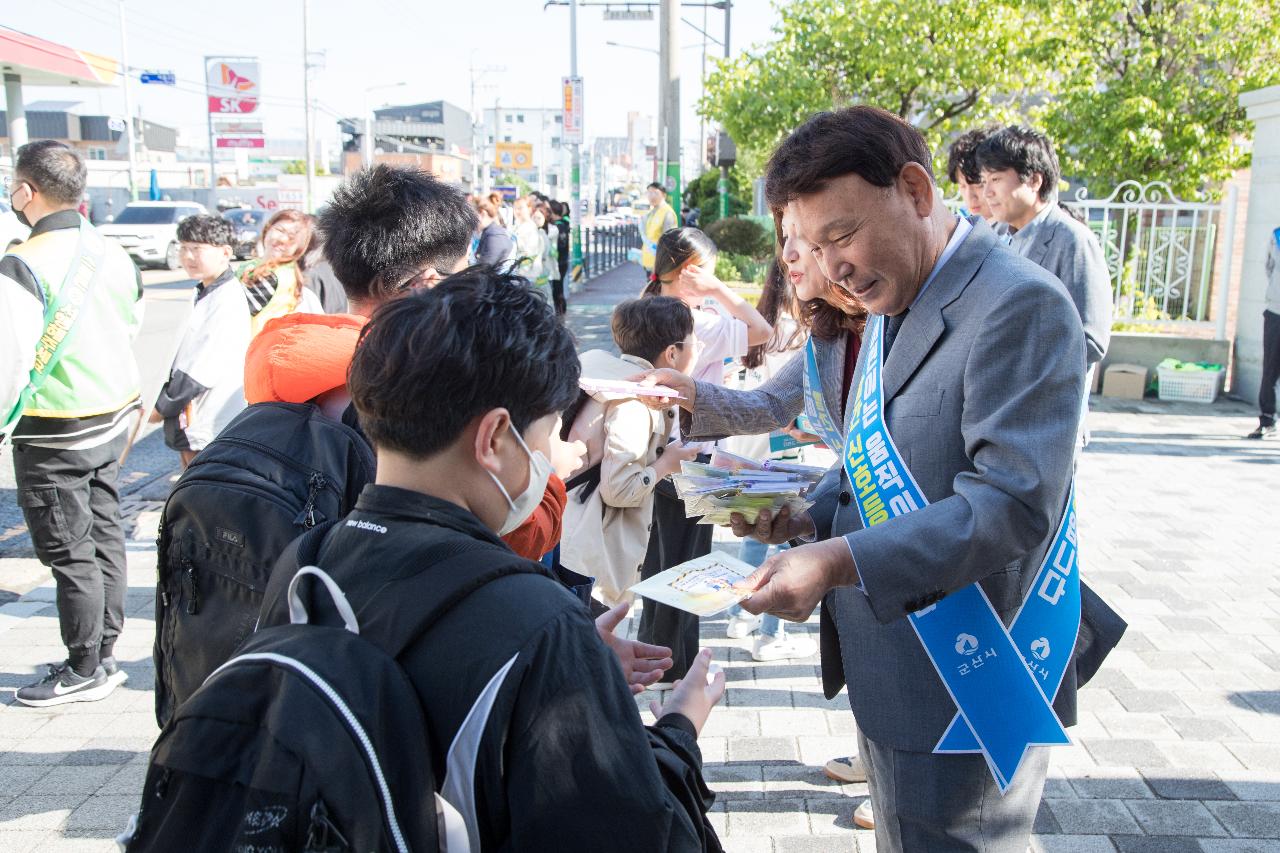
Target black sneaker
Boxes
[101,656,129,687]
[1246,424,1277,440]
[15,662,115,708]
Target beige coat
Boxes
[560,354,673,607]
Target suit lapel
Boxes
[1025,207,1061,268]
[879,218,998,403]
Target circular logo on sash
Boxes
[954,633,979,655]
[1031,637,1051,660]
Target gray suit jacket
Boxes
[1024,204,1112,366]
[681,333,850,443]
[816,218,1086,753]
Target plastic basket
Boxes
[1157,366,1222,403]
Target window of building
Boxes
[551,137,561,148]
[516,114,524,123]
[505,115,512,123]
[504,135,512,143]
[555,115,563,124]
[86,147,108,161]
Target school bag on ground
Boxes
[122,522,538,853]
[151,401,375,727]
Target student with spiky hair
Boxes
[151,214,251,466]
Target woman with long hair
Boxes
[238,209,323,334]
[638,205,875,821]
[635,226,771,688]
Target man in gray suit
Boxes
[735,106,1086,852]
[976,125,1113,366]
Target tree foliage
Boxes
[1042,0,1280,198]
[701,0,1280,197]
[701,0,1051,176]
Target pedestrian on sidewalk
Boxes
[1248,226,1280,440]
[149,214,250,468]
[637,208,874,823]
[638,227,771,686]
[474,198,513,268]
[257,270,726,851]
[641,181,679,275]
[238,209,323,335]
[560,297,702,608]
[1,140,144,707]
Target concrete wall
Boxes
[1101,333,1231,376]
[1234,85,1280,406]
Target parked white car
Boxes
[99,201,207,269]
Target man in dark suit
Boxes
[735,106,1086,852]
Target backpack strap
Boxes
[295,518,341,566]
[563,462,602,502]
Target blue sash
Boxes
[802,338,845,451]
[843,314,1075,792]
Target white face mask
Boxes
[486,422,553,537]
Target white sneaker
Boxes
[751,633,817,661]
[726,612,763,639]
[824,755,868,783]
[854,799,875,830]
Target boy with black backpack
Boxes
[123,268,725,852]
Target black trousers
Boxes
[638,476,712,682]
[13,432,129,672]
[1260,310,1280,427]
[550,277,567,317]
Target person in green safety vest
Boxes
[2,140,145,707]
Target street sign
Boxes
[214,120,264,135]
[603,8,653,20]
[107,117,126,132]
[206,59,261,115]
[494,142,534,170]
[562,76,584,145]
[216,137,266,149]
[140,70,176,85]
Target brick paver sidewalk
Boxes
[1,263,1277,850]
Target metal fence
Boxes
[581,222,642,280]
[1065,180,1238,338]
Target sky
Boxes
[5,0,779,150]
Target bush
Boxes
[706,217,771,259]
[716,252,768,284]
[714,254,742,282]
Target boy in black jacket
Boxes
[259,268,725,852]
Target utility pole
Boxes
[302,0,315,212]
[117,0,138,201]
[718,0,731,219]
[569,0,582,284]
[658,0,680,218]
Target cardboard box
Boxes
[1103,363,1148,399]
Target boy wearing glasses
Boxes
[151,214,251,466]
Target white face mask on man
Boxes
[486,422,553,536]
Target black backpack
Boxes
[152,401,376,728]
[126,522,537,853]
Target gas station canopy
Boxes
[0,29,118,87]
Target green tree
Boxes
[683,167,748,226]
[493,172,533,197]
[1041,0,1280,199]
[700,0,1054,176]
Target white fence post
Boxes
[1214,182,1239,341]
